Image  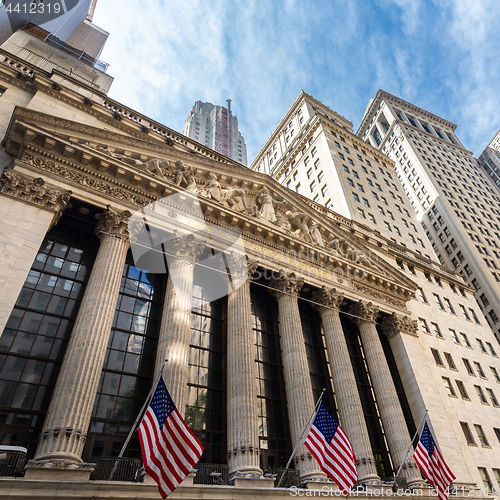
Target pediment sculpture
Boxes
[82,143,170,179]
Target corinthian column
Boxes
[155,235,205,417]
[226,259,264,482]
[380,313,422,485]
[34,206,131,463]
[311,287,379,481]
[349,301,418,483]
[269,270,324,481]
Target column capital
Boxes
[269,270,304,297]
[311,286,344,311]
[164,233,205,265]
[96,205,131,241]
[349,301,379,324]
[380,312,418,339]
[0,167,71,226]
[225,255,259,280]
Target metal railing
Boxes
[0,448,27,477]
[271,468,300,488]
[193,463,229,485]
[89,456,141,482]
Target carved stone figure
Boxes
[173,160,196,191]
[326,237,351,256]
[285,211,312,243]
[256,188,285,223]
[310,221,324,247]
[141,158,169,178]
[206,173,222,201]
[220,187,248,212]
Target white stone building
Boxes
[251,91,500,496]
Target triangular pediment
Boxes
[3,107,418,308]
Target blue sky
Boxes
[93,0,500,164]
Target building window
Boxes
[418,288,428,303]
[491,366,500,383]
[358,208,366,219]
[307,168,313,179]
[433,294,445,310]
[478,468,493,491]
[431,348,444,365]
[459,304,471,320]
[310,181,316,192]
[456,380,469,400]
[444,298,455,314]
[321,185,328,197]
[461,333,472,347]
[450,329,460,344]
[477,339,487,354]
[442,377,456,396]
[444,352,457,370]
[474,361,486,378]
[432,323,443,338]
[474,425,489,446]
[475,386,488,405]
[486,388,499,406]
[353,193,360,202]
[463,358,475,375]
[460,422,475,445]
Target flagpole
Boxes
[394,408,428,480]
[276,389,326,488]
[107,358,168,481]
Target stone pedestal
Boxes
[350,302,420,485]
[155,235,204,416]
[232,472,276,488]
[227,260,262,477]
[24,459,95,481]
[312,287,379,482]
[34,206,131,463]
[269,270,325,482]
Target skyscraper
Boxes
[358,90,500,342]
[479,128,500,194]
[182,100,247,165]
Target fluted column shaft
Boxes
[155,236,204,417]
[35,206,131,462]
[350,302,419,483]
[270,271,324,481]
[227,262,261,475]
[312,288,379,481]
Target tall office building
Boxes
[251,91,500,491]
[479,129,500,194]
[357,91,500,343]
[182,100,247,165]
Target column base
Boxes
[24,459,95,481]
[358,473,381,482]
[231,471,276,488]
[304,477,336,489]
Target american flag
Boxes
[304,402,357,495]
[138,377,203,498]
[413,422,455,500]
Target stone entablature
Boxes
[7,117,417,305]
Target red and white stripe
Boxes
[414,441,455,500]
[138,406,203,498]
[305,423,357,494]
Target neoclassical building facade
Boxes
[1,23,500,500]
